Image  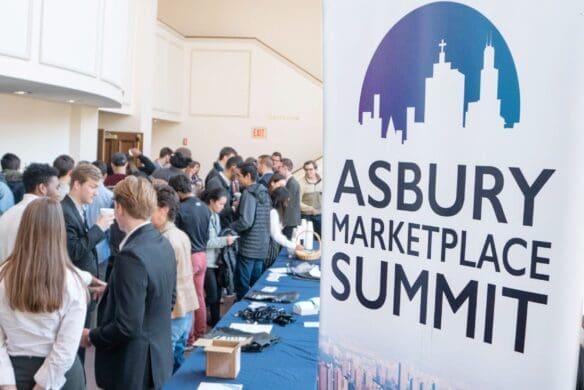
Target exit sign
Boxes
[252,127,267,139]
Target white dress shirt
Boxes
[0,267,88,389]
[270,208,296,251]
[0,194,39,263]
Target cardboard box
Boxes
[204,339,244,379]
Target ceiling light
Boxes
[67,99,75,103]
[13,91,30,95]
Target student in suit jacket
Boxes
[82,176,177,390]
[62,164,114,279]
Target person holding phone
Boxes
[202,187,235,327]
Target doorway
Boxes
[97,129,143,164]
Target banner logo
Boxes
[359,2,520,143]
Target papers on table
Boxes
[304,321,319,328]
[266,273,285,282]
[198,382,243,389]
[247,302,267,309]
[269,267,288,274]
[229,323,273,334]
[261,286,278,293]
[308,267,321,278]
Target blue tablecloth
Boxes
[164,251,320,390]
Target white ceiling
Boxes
[157,0,323,81]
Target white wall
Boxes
[150,34,323,173]
[0,94,91,165]
[0,0,130,107]
[157,0,323,80]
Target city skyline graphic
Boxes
[358,2,520,143]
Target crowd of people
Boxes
[0,146,322,390]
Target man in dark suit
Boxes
[279,158,301,239]
[204,146,237,187]
[62,164,113,279]
[82,176,177,390]
[206,155,242,227]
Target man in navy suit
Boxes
[82,176,177,390]
[62,163,114,279]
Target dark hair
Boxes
[170,152,192,169]
[168,174,192,194]
[174,147,192,159]
[271,187,289,219]
[303,160,318,170]
[111,152,128,167]
[219,146,237,161]
[237,162,258,182]
[271,151,282,159]
[159,147,173,158]
[268,173,286,190]
[155,184,180,222]
[226,155,243,170]
[245,157,257,165]
[92,160,108,175]
[281,158,293,171]
[187,160,200,169]
[1,153,21,171]
[22,163,58,193]
[200,186,228,204]
[52,155,75,177]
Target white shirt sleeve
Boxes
[33,274,88,390]
[76,268,93,286]
[0,319,16,387]
[270,209,296,251]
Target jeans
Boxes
[171,312,193,372]
[235,254,264,300]
[188,251,207,344]
[205,267,221,327]
[301,213,321,236]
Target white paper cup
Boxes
[99,208,114,217]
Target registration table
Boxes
[164,251,321,389]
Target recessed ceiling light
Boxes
[13,91,30,95]
[67,99,75,103]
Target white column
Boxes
[69,105,99,161]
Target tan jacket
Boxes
[299,175,322,214]
[161,222,199,319]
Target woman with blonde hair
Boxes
[0,198,88,390]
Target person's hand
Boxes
[89,277,107,300]
[295,244,304,251]
[0,385,18,390]
[129,147,142,157]
[80,328,92,349]
[96,214,115,231]
[32,384,46,390]
[226,235,235,246]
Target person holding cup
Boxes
[61,163,114,363]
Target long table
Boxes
[164,251,321,389]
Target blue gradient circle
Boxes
[359,2,520,141]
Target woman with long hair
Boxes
[0,198,88,390]
[202,187,235,327]
[267,173,287,195]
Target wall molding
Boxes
[39,0,102,78]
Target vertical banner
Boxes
[320,1,584,389]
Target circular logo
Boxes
[359,2,520,143]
